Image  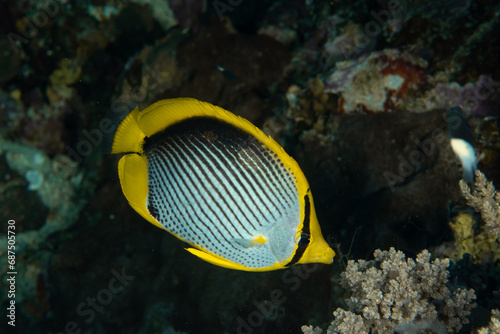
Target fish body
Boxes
[446,107,477,184]
[111,98,335,271]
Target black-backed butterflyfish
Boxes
[111,98,335,271]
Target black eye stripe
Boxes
[299,233,310,245]
[285,193,311,267]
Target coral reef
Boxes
[446,170,500,264]
[47,58,83,103]
[0,138,87,242]
[0,35,21,85]
[302,325,324,334]
[269,104,463,258]
[0,138,89,326]
[477,309,500,334]
[449,212,500,264]
[474,118,500,180]
[303,248,476,334]
[1,0,500,333]
[415,75,500,117]
[324,49,427,113]
[460,170,500,237]
[132,0,178,31]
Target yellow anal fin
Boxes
[118,153,163,229]
[186,248,285,271]
[111,105,145,154]
[185,247,284,272]
[186,248,250,271]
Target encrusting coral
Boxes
[449,212,500,263]
[303,248,476,334]
[460,170,500,238]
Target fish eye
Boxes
[294,231,311,245]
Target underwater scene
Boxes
[1,0,500,333]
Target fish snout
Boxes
[300,236,335,265]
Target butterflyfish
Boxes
[111,98,335,271]
[446,106,477,184]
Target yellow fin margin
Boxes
[117,153,163,229]
[186,248,284,272]
[111,98,310,201]
[111,106,145,154]
[135,99,308,188]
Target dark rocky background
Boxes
[0,0,499,333]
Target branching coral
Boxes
[477,309,500,334]
[460,170,500,238]
[303,248,476,334]
[302,325,324,334]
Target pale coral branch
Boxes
[309,248,476,334]
[460,170,500,237]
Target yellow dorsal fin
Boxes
[136,98,227,137]
[115,99,305,193]
[111,105,145,154]
[117,153,163,229]
[134,98,310,196]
